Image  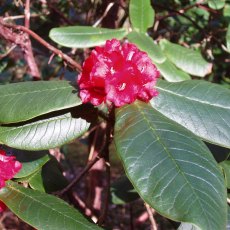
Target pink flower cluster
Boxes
[0,150,22,212]
[78,39,160,107]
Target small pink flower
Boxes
[78,39,160,107]
[0,150,22,212]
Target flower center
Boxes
[118,83,126,91]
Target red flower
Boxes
[78,39,160,107]
[0,150,22,212]
[0,202,6,212]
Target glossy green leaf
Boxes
[227,24,230,52]
[151,80,230,148]
[114,101,227,230]
[208,0,225,10]
[220,161,230,188]
[179,206,230,230]
[0,113,89,150]
[29,159,68,193]
[0,182,101,230]
[155,59,191,82]
[127,31,165,63]
[110,175,139,205]
[49,26,127,48]
[129,0,155,33]
[14,150,50,178]
[0,81,80,124]
[160,39,212,77]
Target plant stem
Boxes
[0,18,82,72]
[144,203,158,230]
[59,155,101,195]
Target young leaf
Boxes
[127,31,165,64]
[208,0,225,10]
[151,80,230,148]
[0,113,89,150]
[155,59,191,82]
[129,0,155,33]
[160,39,212,77]
[0,182,101,230]
[14,150,50,178]
[28,159,68,193]
[114,101,227,230]
[0,81,80,124]
[49,26,127,48]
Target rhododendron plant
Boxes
[0,150,22,212]
[78,39,160,107]
[1,0,230,229]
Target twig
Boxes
[97,107,114,225]
[144,203,158,230]
[3,14,45,21]
[88,127,100,161]
[0,18,82,72]
[0,17,40,78]
[24,0,30,28]
[93,2,115,27]
[97,154,110,225]
[59,154,101,195]
[0,44,17,60]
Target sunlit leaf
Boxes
[160,39,212,77]
[151,80,230,148]
[49,26,127,48]
[0,81,80,124]
[127,31,165,63]
[0,113,89,150]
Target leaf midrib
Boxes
[0,115,71,134]
[52,29,125,36]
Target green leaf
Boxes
[208,0,225,10]
[114,101,227,230]
[127,31,165,63]
[28,159,68,193]
[226,24,230,52]
[0,113,89,150]
[49,26,127,48]
[129,0,155,33]
[160,39,212,77]
[14,150,50,178]
[110,175,139,205]
[179,206,230,230]
[151,80,230,148]
[0,81,80,124]
[220,161,230,188]
[0,182,101,230]
[178,223,198,230]
[155,59,191,82]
